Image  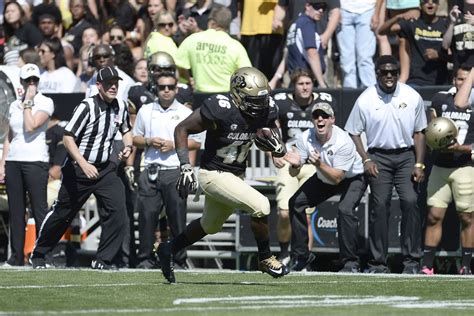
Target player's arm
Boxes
[454,68,474,109]
[175,108,207,165]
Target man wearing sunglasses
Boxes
[132,73,200,269]
[345,55,427,274]
[378,0,449,86]
[283,102,366,273]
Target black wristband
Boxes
[176,148,190,165]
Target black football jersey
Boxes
[199,93,278,175]
[274,91,335,147]
[431,90,474,168]
[127,83,155,114]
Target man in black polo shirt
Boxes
[30,66,133,270]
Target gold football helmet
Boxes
[148,51,176,77]
[425,117,459,150]
[230,67,270,118]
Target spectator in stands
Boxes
[284,102,367,273]
[442,1,474,72]
[81,26,101,47]
[18,48,41,67]
[31,3,63,39]
[373,0,421,81]
[3,1,43,65]
[175,6,251,93]
[30,66,133,270]
[345,55,427,274]
[379,0,449,86]
[132,72,199,269]
[286,1,329,88]
[135,0,165,48]
[155,67,289,283]
[421,65,474,275]
[143,10,178,59]
[64,0,97,57]
[104,0,138,33]
[0,63,54,266]
[75,44,95,92]
[272,69,336,266]
[37,37,79,93]
[336,1,377,89]
[177,0,219,37]
[240,0,284,80]
[112,43,135,79]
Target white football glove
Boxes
[176,163,198,199]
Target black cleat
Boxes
[258,255,290,278]
[91,259,115,270]
[290,253,316,271]
[29,256,46,269]
[155,242,176,283]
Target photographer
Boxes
[132,72,200,269]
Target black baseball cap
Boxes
[97,66,122,82]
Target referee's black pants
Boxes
[136,168,187,266]
[33,160,126,264]
[289,173,366,264]
[367,149,422,268]
[5,161,49,265]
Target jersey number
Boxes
[216,141,252,164]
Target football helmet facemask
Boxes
[148,51,176,78]
[425,117,459,150]
[230,67,270,118]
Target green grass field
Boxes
[1,267,473,315]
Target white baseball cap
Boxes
[20,64,41,80]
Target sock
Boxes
[170,234,190,255]
[279,242,289,257]
[422,246,437,269]
[461,247,473,268]
[256,237,272,261]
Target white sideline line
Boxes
[2,295,474,314]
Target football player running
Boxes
[155,67,290,283]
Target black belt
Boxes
[368,147,413,154]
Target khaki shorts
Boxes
[275,163,316,210]
[427,165,474,213]
[198,169,271,234]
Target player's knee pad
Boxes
[200,218,225,235]
[251,197,271,218]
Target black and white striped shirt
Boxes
[64,94,131,164]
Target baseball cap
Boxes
[20,63,41,80]
[311,102,334,116]
[97,66,122,82]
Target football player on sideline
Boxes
[155,67,290,283]
[421,65,474,275]
[272,69,335,266]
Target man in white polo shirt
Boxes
[284,102,367,272]
[345,55,427,274]
[132,73,200,269]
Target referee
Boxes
[30,66,133,269]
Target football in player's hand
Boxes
[254,128,286,158]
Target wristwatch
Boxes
[414,162,426,170]
[471,144,474,161]
[22,100,34,109]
